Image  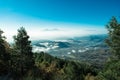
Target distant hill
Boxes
[32,34,110,68]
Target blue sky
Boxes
[0,0,120,41]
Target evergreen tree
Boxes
[13,27,34,76]
[106,17,120,59]
[0,29,10,75]
[97,17,120,80]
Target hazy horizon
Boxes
[1,21,107,42]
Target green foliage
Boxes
[11,27,34,77]
[97,58,120,80]
[96,17,120,80]
[0,29,10,75]
[106,17,120,59]
[34,52,97,80]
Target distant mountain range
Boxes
[32,34,111,68]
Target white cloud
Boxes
[0,14,107,42]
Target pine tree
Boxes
[13,27,34,76]
[0,29,10,75]
[97,17,120,80]
[106,17,120,59]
